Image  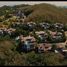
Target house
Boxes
[22,22,36,31]
[2,28,8,36]
[0,28,8,36]
[36,43,52,53]
[39,22,50,29]
[26,22,36,31]
[11,22,21,28]
[56,43,67,57]
[7,28,16,37]
[54,43,64,53]
[56,43,65,48]
[16,10,26,21]
[64,31,67,37]
[52,23,64,30]
[16,10,22,18]
[65,40,67,47]
[0,29,3,35]
[49,31,64,42]
[35,31,48,43]
[17,35,36,52]
[53,43,67,56]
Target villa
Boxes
[0,29,3,35]
[35,31,48,43]
[39,22,50,29]
[49,30,65,42]
[51,23,64,30]
[7,28,16,36]
[17,35,36,52]
[27,22,36,31]
[36,43,52,53]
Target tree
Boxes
[25,52,63,66]
[51,43,57,51]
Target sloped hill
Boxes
[0,3,67,24]
[24,3,67,24]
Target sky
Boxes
[0,1,67,7]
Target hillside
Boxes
[0,3,67,24]
[23,3,67,24]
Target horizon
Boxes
[0,1,67,7]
